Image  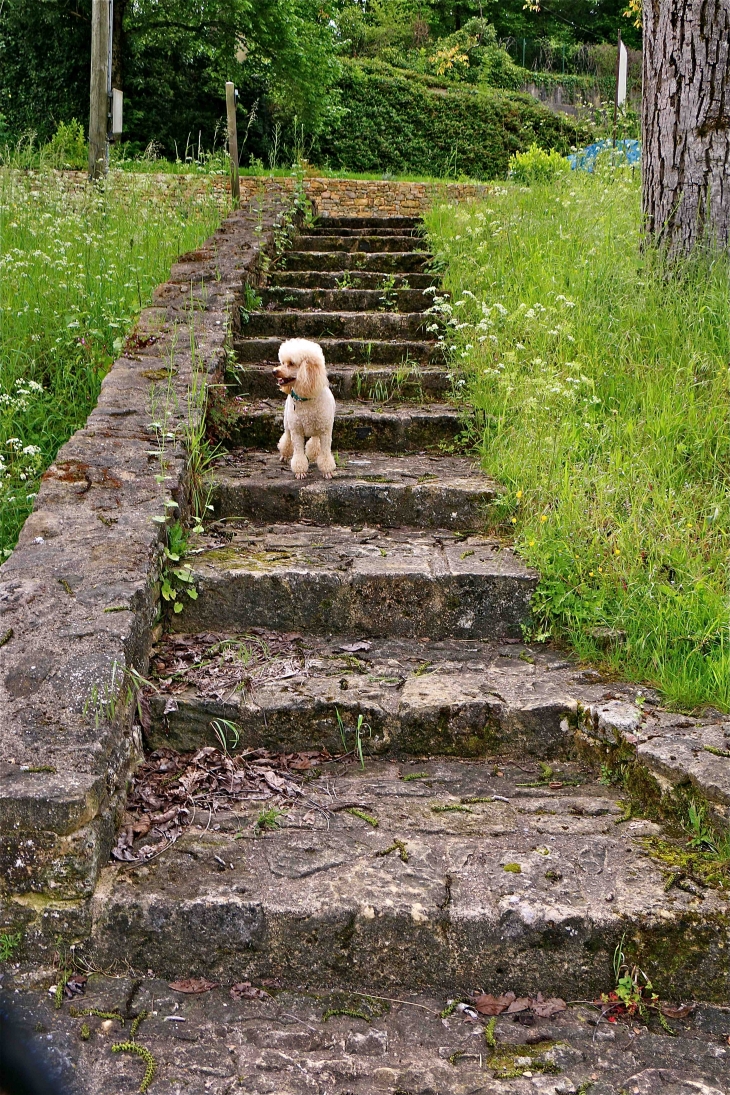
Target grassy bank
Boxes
[425,171,729,711]
[0,170,228,556]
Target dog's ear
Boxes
[294,352,326,398]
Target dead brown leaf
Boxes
[169,978,218,994]
[230,981,270,1001]
[472,992,515,1015]
[470,990,566,1019]
[659,1003,695,1019]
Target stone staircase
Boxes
[89,215,730,1010]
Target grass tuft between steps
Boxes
[425,168,729,712]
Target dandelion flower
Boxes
[540,515,548,523]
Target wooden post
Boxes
[226,82,240,204]
[88,0,111,179]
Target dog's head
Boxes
[274,338,327,399]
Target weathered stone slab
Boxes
[6,972,730,1095]
[209,451,498,528]
[229,361,451,400]
[260,286,433,312]
[270,270,435,289]
[282,250,430,272]
[172,525,537,640]
[146,634,586,756]
[243,309,429,340]
[233,335,441,365]
[291,234,429,253]
[215,400,462,451]
[90,759,730,1000]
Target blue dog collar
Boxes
[290,390,309,402]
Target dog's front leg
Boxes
[316,427,336,479]
[290,429,309,479]
[278,429,294,463]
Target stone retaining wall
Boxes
[0,187,289,954]
[238,176,491,218]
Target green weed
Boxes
[0,931,21,961]
[254,807,286,834]
[425,171,729,711]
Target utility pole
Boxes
[89,0,112,179]
[226,82,240,204]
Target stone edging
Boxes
[0,188,290,951]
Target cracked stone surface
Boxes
[5,974,730,1095]
[89,759,730,999]
[173,524,537,639]
[209,451,499,529]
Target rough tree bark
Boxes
[642,0,730,257]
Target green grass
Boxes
[0,169,228,555]
[425,168,729,712]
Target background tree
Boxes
[642,0,730,257]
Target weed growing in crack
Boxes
[0,931,21,961]
[211,718,241,756]
[254,807,286,834]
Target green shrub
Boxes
[313,61,590,180]
[508,142,571,184]
[46,119,87,169]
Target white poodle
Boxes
[273,338,336,480]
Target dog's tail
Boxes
[305,436,321,459]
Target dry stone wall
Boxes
[238,176,491,218]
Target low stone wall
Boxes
[239,176,492,218]
[0,186,288,953]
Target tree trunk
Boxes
[642,0,730,257]
[111,0,127,92]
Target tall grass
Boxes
[0,170,228,555]
[425,169,729,711]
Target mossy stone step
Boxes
[210,399,462,452]
[171,524,536,640]
[91,758,729,1000]
[227,360,450,401]
[292,234,429,253]
[304,225,423,237]
[260,286,434,313]
[243,309,429,340]
[208,451,497,528]
[282,251,430,273]
[145,632,581,756]
[268,270,436,290]
[233,336,441,366]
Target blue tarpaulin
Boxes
[567,139,640,172]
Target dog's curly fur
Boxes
[273,338,336,480]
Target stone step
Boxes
[305,225,423,237]
[17,972,730,1094]
[268,270,436,290]
[145,633,581,756]
[292,235,429,253]
[170,525,536,639]
[282,251,430,273]
[210,399,462,452]
[242,310,429,340]
[208,451,497,529]
[234,336,441,366]
[318,215,422,230]
[260,286,434,313]
[90,758,729,1000]
[228,360,450,402]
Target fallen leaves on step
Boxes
[230,981,270,1001]
[62,974,88,999]
[150,629,308,702]
[169,978,218,994]
[337,640,372,653]
[470,991,567,1019]
[111,745,326,864]
[659,1003,695,1019]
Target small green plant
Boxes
[484,1016,497,1049]
[347,807,379,827]
[378,274,398,311]
[0,932,21,961]
[240,284,263,323]
[111,1042,156,1093]
[684,800,730,859]
[160,521,198,615]
[336,270,355,289]
[508,143,571,185]
[254,807,286,834]
[211,718,241,756]
[334,708,371,767]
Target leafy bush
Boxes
[508,143,570,184]
[313,62,590,180]
[46,119,87,169]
